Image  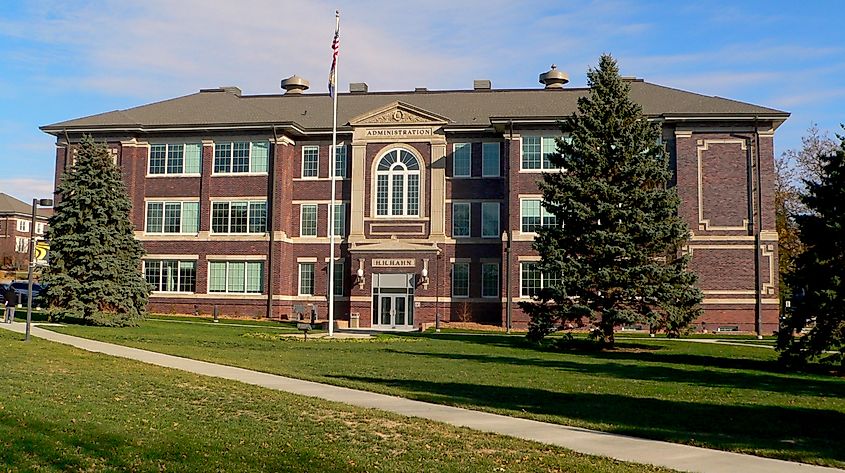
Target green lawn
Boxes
[0,330,672,473]
[49,319,845,468]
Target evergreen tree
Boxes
[521,54,702,346]
[778,129,845,368]
[44,135,149,326]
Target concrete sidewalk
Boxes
[2,322,840,473]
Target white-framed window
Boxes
[211,201,267,234]
[453,143,471,177]
[521,136,560,170]
[14,237,28,253]
[452,262,470,297]
[149,143,201,175]
[34,222,45,235]
[298,262,315,295]
[328,260,345,296]
[300,204,318,237]
[330,203,346,237]
[481,202,500,238]
[452,202,470,237]
[213,141,268,174]
[375,149,420,217]
[144,260,197,293]
[520,199,557,233]
[145,201,199,234]
[482,263,499,298]
[16,219,29,233]
[333,144,347,178]
[520,262,561,298]
[209,261,263,294]
[482,142,500,177]
[302,145,319,178]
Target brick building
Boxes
[41,67,788,333]
[0,193,50,271]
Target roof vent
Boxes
[349,82,368,94]
[220,86,241,96]
[473,79,492,90]
[539,64,569,89]
[414,87,428,93]
[280,75,310,94]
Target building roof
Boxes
[41,80,789,135]
[0,193,52,218]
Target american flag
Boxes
[328,13,339,98]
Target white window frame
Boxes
[298,262,316,296]
[144,201,200,235]
[300,204,318,237]
[328,202,346,237]
[333,144,347,178]
[144,260,197,293]
[210,200,267,234]
[452,262,470,298]
[16,219,29,233]
[328,259,345,296]
[481,142,500,177]
[452,202,471,238]
[519,262,560,298]
[481,263,499,298]
[481,202,500,238]
[212,141,268,175]
[301,145,320,178]
[148,143,202,176]
[34,222,45,235]
[520,198,556,234]
[521,136,562,171]
[374,148,421,217]
[15,236,28,253]
[207,261,264,294]
[452,142,471,177]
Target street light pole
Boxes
[25,198,52,342]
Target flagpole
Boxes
[328,10,339,337]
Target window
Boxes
[482,263,499,298]
[520,199,557,233]
[482,142,500,177]
[145,201,199,234]
[453,143,471,177]
[302,145,319,178]
[149,143,201,175]
[211,201,267,234]
[300,204,318,237]
[144,260,196,293]
[452,203,470,237]
[328,260,344,296]
[333,144,347,178]
[375,149,420,217]
[16,219,29,233]
[35,223,45,235]
[452,263,470,297]
[213,142,268,174]
[299,262,315,295]
[481,202,500,238]
[330,203,346,237]
[520,262,560,298]
[521,136,561,170]
[208,261,263,293]
[15,237,27,253]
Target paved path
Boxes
[2,322,840,473]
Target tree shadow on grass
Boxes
[331,374,845,467]
[384,349,845,398]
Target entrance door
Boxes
[372,273,415,329]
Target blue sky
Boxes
[1,0,843,201]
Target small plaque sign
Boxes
[372,258,415,268]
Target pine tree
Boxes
[44,135,149,326]
[521,54,702,346]
[778,129,845,368]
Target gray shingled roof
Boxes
[41,81,788,133]
[0,193,52,218]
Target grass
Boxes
[0,330,673,473]
[49,319,845,468]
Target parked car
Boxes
[0,283,9,304]
[9,281,45,307]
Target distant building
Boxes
[41,66,788,333]
[0,193,50,271]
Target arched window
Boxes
[375,149,420,217]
